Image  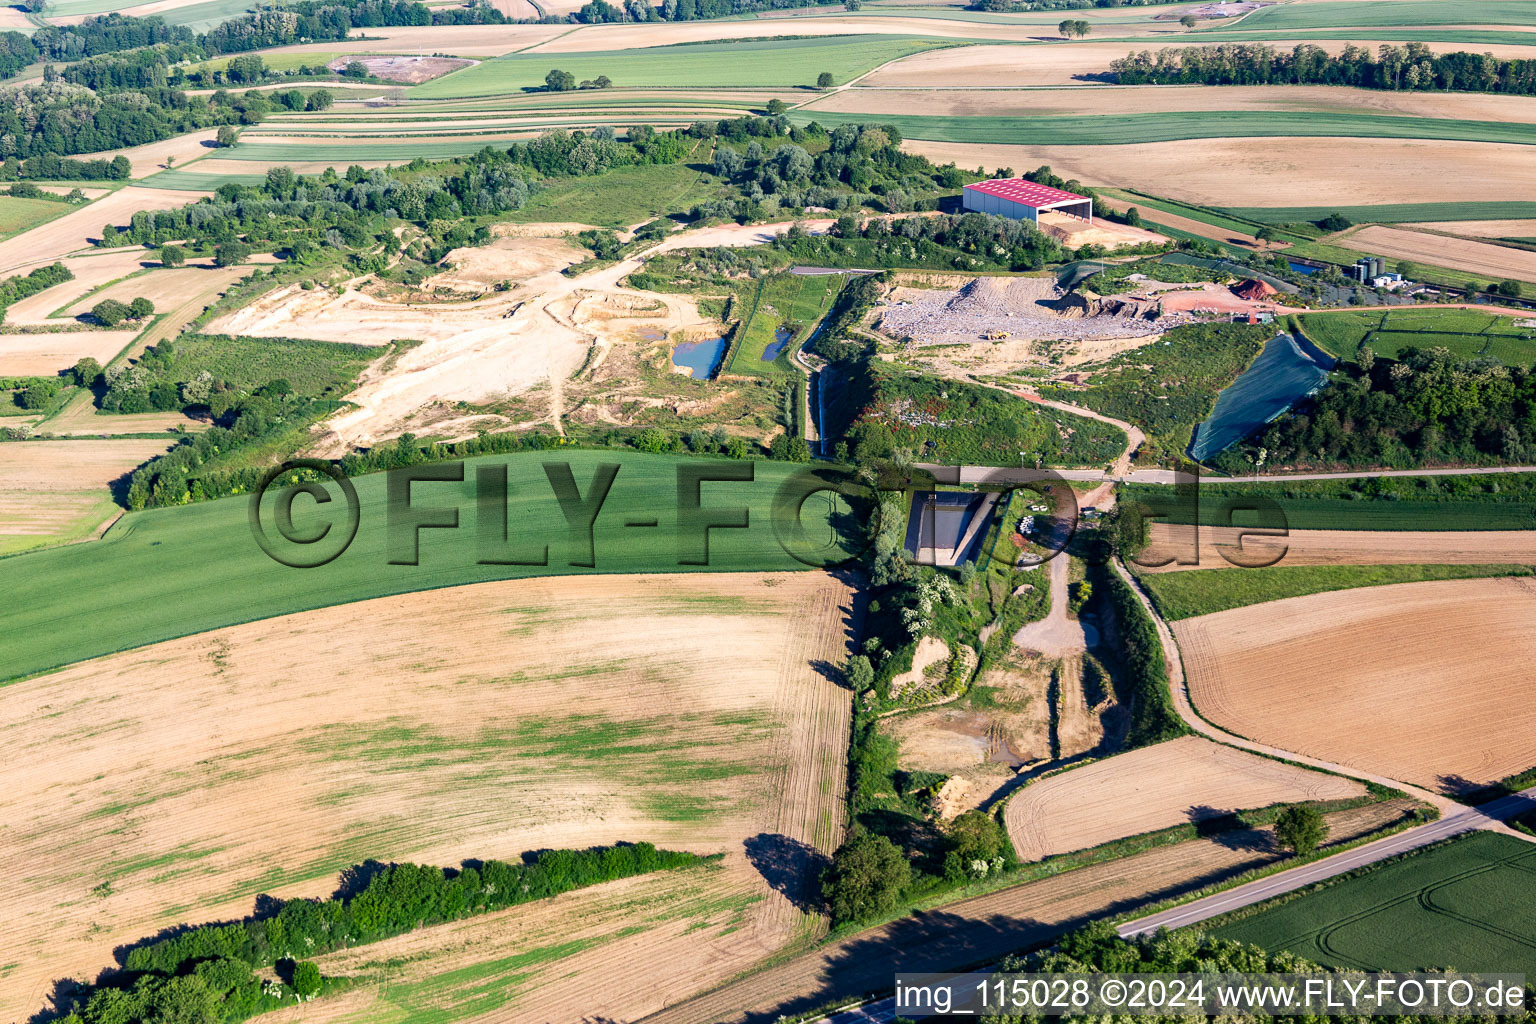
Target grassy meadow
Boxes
[1212,831,1536,974]
[1297,309,1536,363]
[0,195,75,238]
[410,36,958,98]
[1138,563,1535,621]
[0,451,862,682]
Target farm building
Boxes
[962,179,1093,225]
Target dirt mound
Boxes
[325,54,475,83]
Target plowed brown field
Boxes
[0,572,855,1024]
[1004,735,1363,862]
[1176,577,1536,795]
[1140,525,1536,572]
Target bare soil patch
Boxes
[0,329,139,376]
[1176,577,1536,795]
[648,798,1415,1024]
[904,138,1536,209]
[1004,734,1363,862]
[325,54,476,83]
[1339,224,1536,284]
[0,571,855,1024]
[1141,525,1536,572]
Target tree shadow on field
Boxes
[1189,804,1246,838]
[744,833,831,913]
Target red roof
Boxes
[963,178,1089,209]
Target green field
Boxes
[505,161,721,228]
[1212,831,1536,973]
[0,451,859,683]
[166,334,379,398]
[1207,0,1536,31]
[45,0,257,27]
[1138,563,1534,620]
[409,36,958,99]
[795,110,1536,148]
[222,139,520,162]
[1121,477,1536,532]
[1296,309,1536,363]
[727,273,844,377]
[1223,202,1536,224]
[0,195,72,238]
[137,170,267,191]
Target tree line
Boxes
[0,262,73,325]
[1112,42,1536,94]
[1217,345,1536,471]
[52,843,706,1024]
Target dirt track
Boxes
[0,571,855,1024]
[1004,735,1363,862]
[1176,577,1536,795]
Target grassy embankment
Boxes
[1137,563,1536,621]
[1294,308,1536,363]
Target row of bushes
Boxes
[0,262,73,325]
[58,844,705,1024]
[1101,569,1187,747]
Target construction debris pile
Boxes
[877,276,1193,347]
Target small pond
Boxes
[1288,261,1320,276]
[761,326,794,362]
[1188,333,1334,461]
[671,336,727,379]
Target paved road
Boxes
[1119,787,1536,937]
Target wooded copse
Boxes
[1111,42,1536,94]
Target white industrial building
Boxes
[961,178,1094,225]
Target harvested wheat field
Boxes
[524,17,1039,52]
[1004,735,1364,862]
[1177,577,1536,795]
[904,138,1536,208]
[0,439,169,554]
[0,329,139,376]
[1,250,163,325]
[256,24,570,58]
[812,83,1536,123]
[98,129,222,178]
[58,265,237,318]
[1404,219,1536,239]
[0,571,855,1024]
[215,236,712,451]
[854,38,1536,90]
[648,798,1416,1024]
[1338,224,1536,284]
[1141,525,1536,572]
[0,189,207,274]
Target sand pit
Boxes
[0,329,139,376]
[1159,281,1301,315]
[1141,525,1536,572]
[1004,735,1363,862]
[325,54,476,83]
[1038,209,1167,249]
[1338,224,1536,284]
[904,137,1536,209]
[0,439,168,554]
[0,571,855,1024]
[1177,577,1536,795]
[0,189,206,275]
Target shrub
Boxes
[130,296,155,319]
[290,960,321,998]
[822,828,911,924]
[92,298,131,325]
[1275,803,1328,855]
